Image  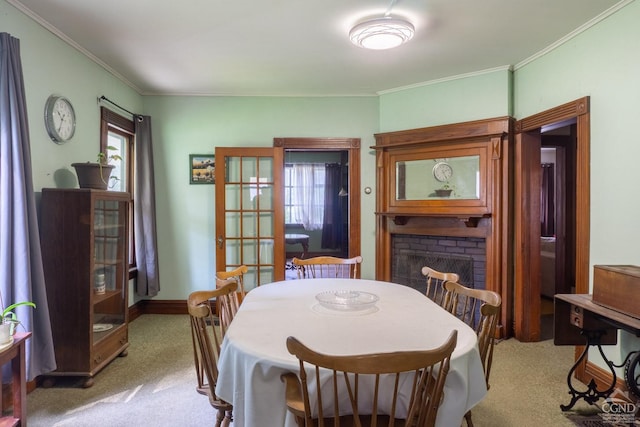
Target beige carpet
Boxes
[27,314,611,426]
[470,337,602,427]
[28,315,212,426]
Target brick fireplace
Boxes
[373,116,513,337]
[392,235,486,293]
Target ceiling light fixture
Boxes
[349,0,414,50]
[350,17,414,50]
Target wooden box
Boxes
[593,265,640,319]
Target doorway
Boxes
[539,121,577,340]
[514,97,590,342]
[273,137,361,279]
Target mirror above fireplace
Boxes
[374,135,493,219]
[396,154,481,201]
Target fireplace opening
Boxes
[391,235,485,294]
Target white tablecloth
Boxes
[216,279,487,427]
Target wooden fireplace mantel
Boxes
[377,212,491,228]
[373,116,514,337]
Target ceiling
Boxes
[10,0,625,96]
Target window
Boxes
[284,163,326,230]
[105,130,128,192]
[100,107,136,271]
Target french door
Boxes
[215,147,285,289]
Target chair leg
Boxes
[221,410,233,427]
[215,409,225,427]
[464,409,474,427]
[195,357,209,395]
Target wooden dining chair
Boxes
[215,277,241,333]
[421,266,460,308]
[208,265,248,391]
[443,280,501,427]
[188,280,238,427]
[216,265,249,298]
[191,277,240,396]
[292,256,363,279]
[281,330,458,427]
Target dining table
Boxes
[215,278,487,427]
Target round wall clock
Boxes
[432,161,453,182]
[44,95,76,143]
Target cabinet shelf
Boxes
[94,259,123,266]
[94,224,124,231]
[92,289,122,305]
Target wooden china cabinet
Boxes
[40,188,130,387]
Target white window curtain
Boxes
[292,164,325,231]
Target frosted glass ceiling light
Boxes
[350,17,414,50]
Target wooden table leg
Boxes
[0,332,31,426]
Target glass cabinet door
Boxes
[92,197,127,340]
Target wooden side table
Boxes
[285,234,310,259]
[0,332,31,426]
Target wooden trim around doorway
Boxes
[513,97,590,344]
[273,137,361,268]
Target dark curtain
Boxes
[321,163,343,249]
[0,33,56,379]
[134,116,161,296]
[541,163,555,237]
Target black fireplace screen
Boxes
[392,249,474,294]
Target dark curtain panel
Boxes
[0,33,56,379]
[134,116,160,296]
[541,163,555,237]
[321,163,343,249]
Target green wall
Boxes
[0,1,142,192]
[378,68,512,132]
[514,0,640,271]
[143,96,379,298]
[513,0,640,372]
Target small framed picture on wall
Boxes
[190,154,215,184]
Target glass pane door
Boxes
[215,147,284,289]
[92,195,127,342]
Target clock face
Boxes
[433,162,453,182]
[45,95,76,143]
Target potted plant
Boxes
[435,183,456,198]
[72,146,122,190]
[0,300,36,345]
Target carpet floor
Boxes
[27,314,619,426]
[28,315,212,426]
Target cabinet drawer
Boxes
[92,326,128,371]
